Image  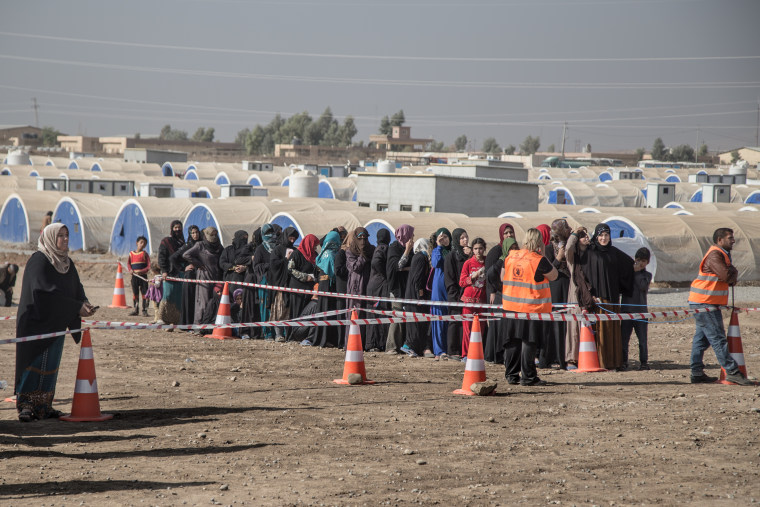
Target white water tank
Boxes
[6,150,30,165]
[288,170,318,198]
[377,160,395,173]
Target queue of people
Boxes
[12,221,752,422]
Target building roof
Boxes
[355,171,538,186]
[718,147,760,155]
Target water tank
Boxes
[288,170,318,198]
[377,160,395,174]
[729,160,748,176]
[6,150,30,165]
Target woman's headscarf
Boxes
[536,224,551,247]
[499,237,518,261]
[231,230,248,250]
[316,231,341,283]
[280,226,299,249]
[251,226,262,249]
[499,223,514,243]
[590,223,612,252]
[261,223,278,253]
[161,219,185,255]
[298,234,320,264]
[451,228,468,261]
[38,223,70,274]
[186,225,200,246]
[433,227,452,256]
[202,227,223,255]
[348,227,373,259]
[395,224,414,245]
[376,229,391,246]
[413,237,430,255]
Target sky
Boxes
[1,0,759,154]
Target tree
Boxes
[504,145,516,155]
[482,137,501,154]
[669,144,694,162]
[159,124,188,141]
[520,135,540,155]
[652,137,666,160]
[40,126,61,146]
[698,144,708,157]
[245,125,266,155]
[547,144,555,152]
[731,150,740,164]
[454,135,468,151]
[235,128,250,146]
[635,147,646,161]
[339,116,358,146]
[428,140,445,151]
[390,109,405,127]
[378,116,391,135]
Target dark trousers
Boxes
[621,320,648,365]
[130,275,148,309]
[447,319,463,357]
[504,338,538,384]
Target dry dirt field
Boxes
[1,253,760,506]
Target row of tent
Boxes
[2,190,760,283]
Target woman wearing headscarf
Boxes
[313,230,343,348]
[171,225,200,327]
[426,227,452,358]
[287,233,319,340]
[239,226,262,340]
[444,228,469,359]
[582,223,634,370]
[269,226,299,341]
[538,219,572,370]
[183,226,223,324]
[251,223,278,340]
[459,237,488,359]
[536,224,551,249]
[485,236,519,363]
[484,224,514,362]
[401,237,431,357]
[219,230,251,285]
[564,226,592,369]
[156,220,185,326]
[365,229,392,351]
[385,224,414,354]
[500,228,558,386]
[15,223,97,422]
[344,227,375,348]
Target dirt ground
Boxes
[1,253,760,506]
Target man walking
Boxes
[688,228,751,385]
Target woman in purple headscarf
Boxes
[384,224,414,353]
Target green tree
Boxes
[520,135,541,155]
[428,140,445,151]
[635,147,646,161]
[245,125,266,155]
[159,124,188,141]
[482,137,501,154]
[339,116,358,146]
[504,145,516,155]
[454,135,468,151]
[669,144,694,162]
[547,144,555,152]
[731,150,740,164]
[698,144,708,157]
[652,137,666,160]
[378,116,391,135]
[390,109,405,127]
[235,128,250,146]
[40,126,61,146]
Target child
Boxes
[127,236,151,317]
[621,247,652,370]
[145,265,163,322]
[459,237,487,360]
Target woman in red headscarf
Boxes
[286,234,320,339]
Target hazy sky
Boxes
[2,0,759,154]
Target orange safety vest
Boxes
[502,249,552,313]
[688,245,731,305]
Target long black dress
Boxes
[385,241,410,352]
[314,267,341,348]
[334,249,349,348]
[286,248,316,340]
[444,249,467,357]
[170,241,197,327]
[484,243,504,364]
[219,231,252,285]
[364,239,390,351]
[250,244,273,339]
[539,243,569,369]
[403,251,430,355]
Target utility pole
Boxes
[756,99,759,146]
[560,122,567,159]
[32,98,39,128]
[695,127,699,163]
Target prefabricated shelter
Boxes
[646,183,676,208]
[52,194,125,252]
[219,184,268,198]
[270,210,361,247]
[242,161,274,171]
[110,198,196,256]
[0,191,64,245]
[700,183,731,203]
[182,200,272,245]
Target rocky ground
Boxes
[1,252,760,506]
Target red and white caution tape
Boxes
[0,328,86,346]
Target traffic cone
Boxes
[454,315,490,395]
[210,282,237,340]
[108,263,129,308]
[573,320,607,373]
[718,310,757,385]
[60,330,113,422]
[334,311,375,385]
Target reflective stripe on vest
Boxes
[501,249,552,313]
[688,245,730,305]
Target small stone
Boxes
[347,373,364,385]
[416,459,427,465]
[229,376,237,381]
[488,416,495,423]
[172,381,180,387]
[220,484,229,491]
[677,393,686,397]
[470,380,497,396]
[403,449,415,455]
[198,433,207,439]
[751,408,760,413]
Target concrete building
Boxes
[0,125,43,147]
[369,126,433,151]
[356,162,538,216]
[58,135,102,153]
[124,148,188,165]
[718,147,760,166]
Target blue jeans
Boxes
[689,304,739,376]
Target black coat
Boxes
[385,242,408,297]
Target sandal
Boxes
[18,408,35,423]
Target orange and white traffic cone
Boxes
[718,310,757,385]
[454,315,490,395]
[108,262,129,308]
[574,320,607,373]
[210,282,236,340]
[334,311,375,385]
[60,330,113,422]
